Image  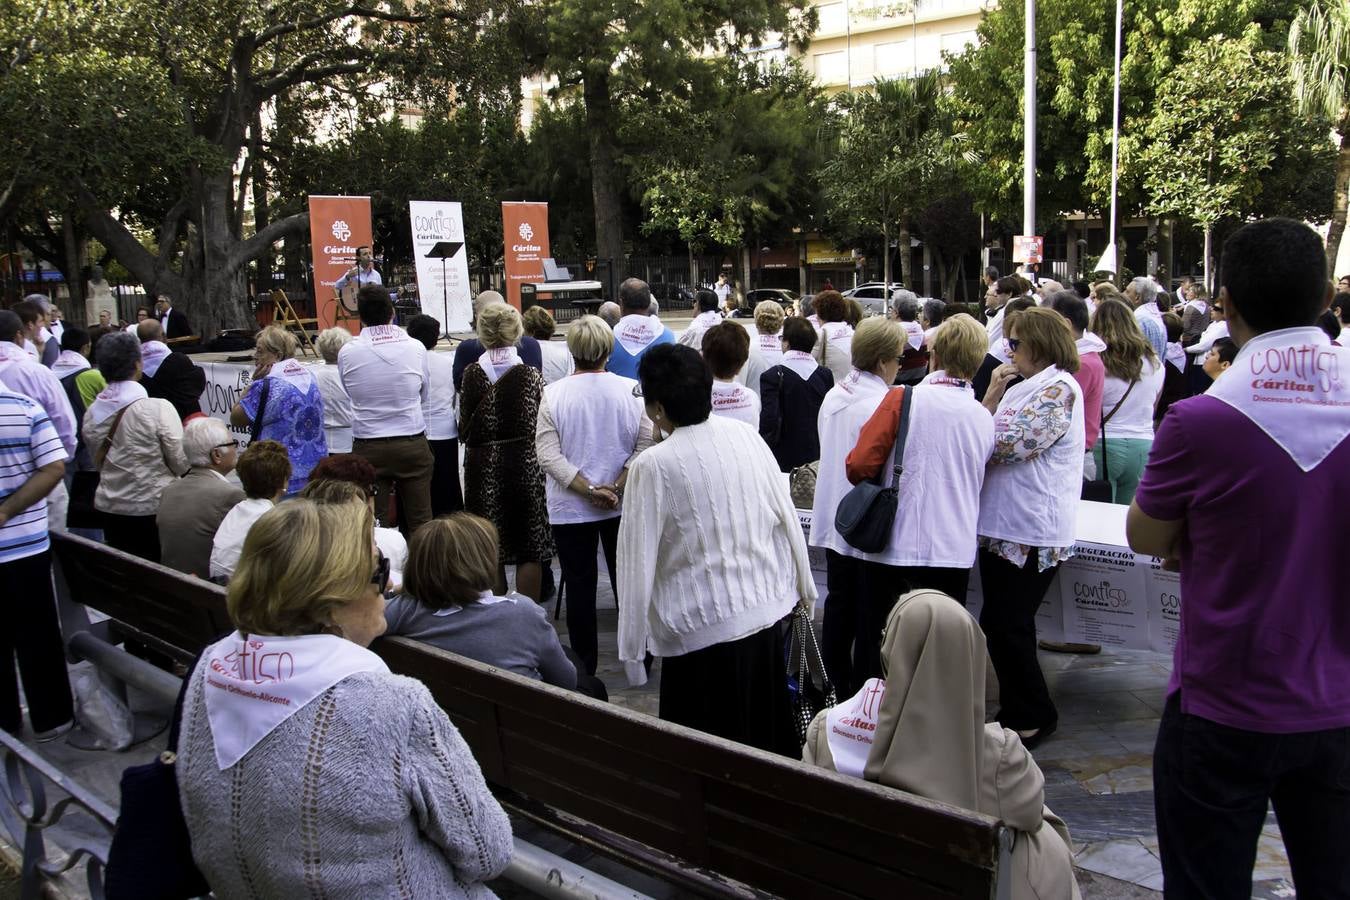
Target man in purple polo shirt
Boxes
[1128,217,1350,898]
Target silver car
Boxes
[841,282,905,317]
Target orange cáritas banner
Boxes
[501,201,550,310]
[308,195,373,331]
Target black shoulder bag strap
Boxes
[1097,377,1137,483]
[249,377,272,443]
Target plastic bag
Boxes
[70,661,135,751]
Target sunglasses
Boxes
[371,555,391,594]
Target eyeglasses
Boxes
[631,383,644,398]
[371,555,391,594]
[213,441,237,451]
[1008,338,1022,352]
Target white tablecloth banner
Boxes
[797,500,1178,653]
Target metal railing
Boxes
[0,631,654,900]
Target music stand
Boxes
[424,241,464,338]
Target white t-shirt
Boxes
[422,349,457,441]
[337,325,430,439]
[313,364,353,453]
[1101,356,1165,441]
[209,498,274,580]
[538,340,575,386]
[710,380,761,429]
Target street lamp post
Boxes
[1023,0,1036,241]
[1095,0,1125,277]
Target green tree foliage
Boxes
[0,0,514,335]
[622,58,827,253]
[1143,38,1334,241]
[946,0,1332,233]
[820,72,957,288]
[519,0,817,274]
[1290,0,1350,271]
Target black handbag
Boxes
[104,656,210,900]
[834,385,913,553]
[1082,379,1136,502]
[787,604,837,745]
[65,470,101,529]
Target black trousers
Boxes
[866,563,972,609]
[659,622,797,757]
[1154,693,1350,898]
[101,511,162,563]
[821,550,867,697]
[977,548,1058,731]
[0,551,74,734]
[551,518,619,676]
[428,438,463,517]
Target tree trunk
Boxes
[1327,125,1350,277]
[252,112,272,296]
[60,209,86,316]
[897,224,913,291]
[583,70,626,285]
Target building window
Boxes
[940,30,977,55]
[814,50,848,85]
[816,2,846,34]
[875,41,914,77]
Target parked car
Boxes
[742,288,800,315]
[841,282,905,317]
[649,283,695,309]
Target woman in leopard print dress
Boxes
[460,304,555,601]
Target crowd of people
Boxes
[1,215,1347,897]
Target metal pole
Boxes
[1022,0,1036,239]
[1107,0,1123,265]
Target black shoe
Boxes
[1018,720,1058,750]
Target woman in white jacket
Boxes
[810,290,855,383]
[977,308,1085,748]
[803,590,1080,900]
[617,343,814,756]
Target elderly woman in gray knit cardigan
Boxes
[176,497,512,898]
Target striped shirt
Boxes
[0,387,66,562]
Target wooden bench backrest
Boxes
[52,532,232,664]
[52,532,1007,900]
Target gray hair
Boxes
[891,289,920,321]
[24,294,52,314]
[566,315,615,368]
[596,301,621,327]
[473,290,505,317]
[316,327,353,364]
[921,298,947,328]
[96,331,142,382]
[1128,276,1159,307]
[183,417,234,468]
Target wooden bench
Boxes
[50,532,1013,899]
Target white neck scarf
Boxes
[476,345,521,384]
[758,332,784,358]
[1165,341,1187,371]
[266,357,315,392]
[141,340,171,377]
[614,314,661,357]
[922,369,973,394]
[692,310,721,330]
[821,321,853,343]
[87,380,148,426]
[1208,327,1350,472]
[431,590,520,617]
[201,631,389,769]
[1187,299,1207,314]
[0,341,31,367]
[824,678,887,778]
[51,350,90,378]
[901,320,924,350]
[782,349,818,381]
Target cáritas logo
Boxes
[331,219,352,241]
[518,222,534,242]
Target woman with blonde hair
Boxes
[177,498,512,897]
[803,590,1079,900]
[230,324,327,493]
[536,315,651,675]
[978,307,1084,748]
[845,313,994,604]
[1088,298,1164,504]
[739,300,787,395]
[461,303,553,600]
[809,316,904,696]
